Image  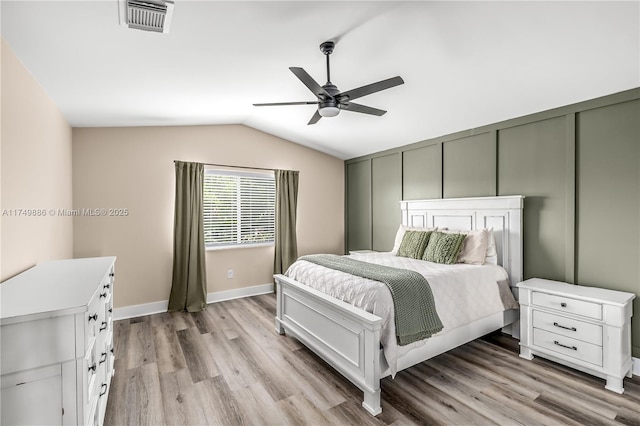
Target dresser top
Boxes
[1,256,116,323]
[517,278,636,306]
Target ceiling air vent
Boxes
[118,0,174,33]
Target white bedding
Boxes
[285,252,518,376]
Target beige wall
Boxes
[1,39,73,281]
[72,125,344,309]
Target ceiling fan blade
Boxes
[290,67,332,98]
[253,101,319,106]
[307,110,322,125]
[339,76,404,102]
[340,102,387,116]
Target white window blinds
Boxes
[203,168,275,248]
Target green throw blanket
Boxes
[297,254,443,346]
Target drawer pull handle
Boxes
[553,322,577,332]
[99,383,108,397]
[88,363,96,373]
[109,272,115,277]
[99,292,107,299]
[554,340,577,351]
[100,322,108,332]
[560,302,567,308]
[99,352,107,364]
[108,308,112,313]
[103,284,110,289]
[88,314,98,322]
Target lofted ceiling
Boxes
[1,1,638,160]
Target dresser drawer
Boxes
[84,339,98,403]
[532,291,602,320]
[101,271,113,295]
[85,292,103,349]
[87,392,99,426]
[532,310,602,346]
[533,328,602,366]
[1,315,76,375]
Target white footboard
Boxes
[274,274,383,415]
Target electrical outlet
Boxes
[227,269,234,279]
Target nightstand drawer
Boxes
[532,291,602,320]
[533,328,602,366]
[532,310,602,346]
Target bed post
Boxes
[274,275,285,335]
[362,326,382,415]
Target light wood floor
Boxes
[105,294,640,425]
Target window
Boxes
[203,168,275,249]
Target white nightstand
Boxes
[517,278,635,393]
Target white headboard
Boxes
[400,196,524,286]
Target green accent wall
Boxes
[403,144,442,200]
[444,132,496,198]
[344,88,640,357]
[346,160,371,251]
[576,100,640,357]
[372,154,402,251]
[498,116,569,282]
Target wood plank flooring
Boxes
[105,294,640,425]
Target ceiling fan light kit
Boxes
[319,104,340,117]
[254,41,404,125]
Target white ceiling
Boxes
[2,1,639,159]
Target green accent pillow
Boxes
[423,231,466,264]
[396,230,432,259]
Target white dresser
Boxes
[1,257,116,425]
[517,278,635,393]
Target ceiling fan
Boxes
[253,41,404,125]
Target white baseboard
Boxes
[113,283,274,321]
[633,356,640,377]
[114,300,169,320]
[206,282,274,304]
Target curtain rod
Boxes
[173,160,298,173]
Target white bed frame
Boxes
[274,195,524,415]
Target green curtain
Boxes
[274,169,299,280]
[168,161,208,312]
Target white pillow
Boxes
[440,227,497,265]
[456,228,489,265]
[484,227,498,265]
[391,224,437,254]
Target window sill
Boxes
[206,242,274,251]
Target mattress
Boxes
[285,251,518,376]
